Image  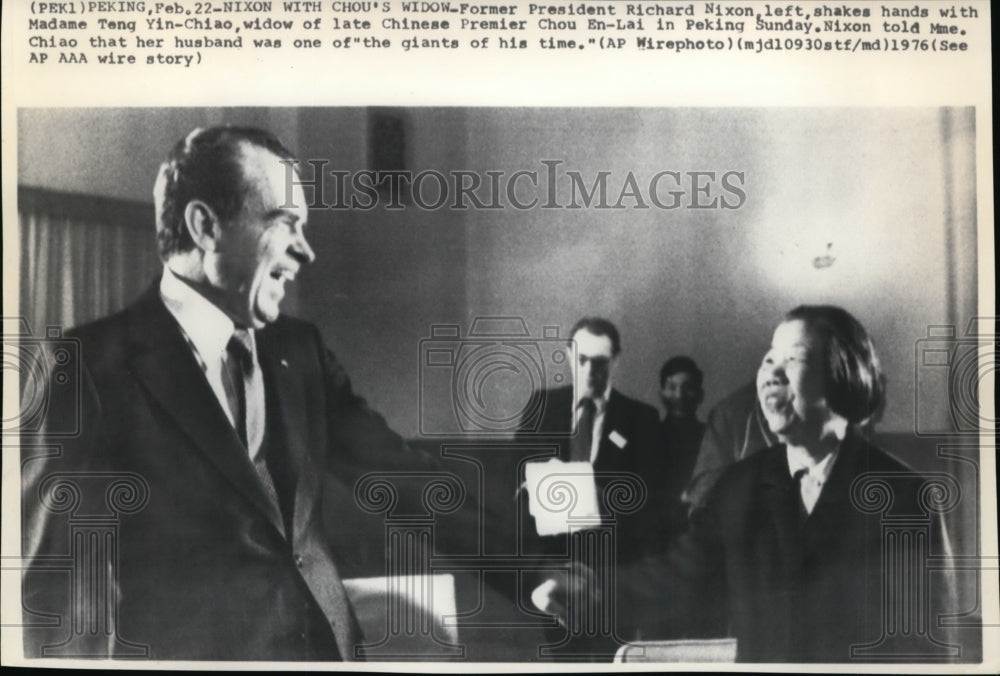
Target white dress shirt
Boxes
[573,384,611,464]
[786,445,840,515]
[159,266,253,433]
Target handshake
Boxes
[530,561,601,629]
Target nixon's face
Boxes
[210,146,314,328]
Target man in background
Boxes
[683,379,777,508]
[657,356,706,506]
[513,318,678,658]
[516,317,665,561]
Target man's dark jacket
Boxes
[21,286,442,660]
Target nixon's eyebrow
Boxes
[266,208,304,222]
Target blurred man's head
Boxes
[659,356,704,420]
[568,317,621,400]
[154,126,314,329]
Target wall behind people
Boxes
[16,108,305,321]
[18,107,977,437]
[296,107,977,437]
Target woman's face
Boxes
[756,319,832,444]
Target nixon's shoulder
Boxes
[258,314,322,346]
[63,308,134,364]
[66,307,130,342]
[255,315,331,367]
[267,314,317,334]
[272,313,324,336]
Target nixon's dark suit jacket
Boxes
[624,427,957,662]
[515,385,669,564]
[21,286,440,660]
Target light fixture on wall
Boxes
[813,242,836,269]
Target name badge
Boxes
[609,430,628,449]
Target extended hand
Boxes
[530,562,599,629]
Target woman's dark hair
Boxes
[785,305,886,427]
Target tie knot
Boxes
[793,468,809,482]
[577,396,596,415]
[228,328,255,368]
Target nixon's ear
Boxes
[183,200,221,253]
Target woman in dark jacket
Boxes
[637,304,958,662]
[542,305,958,663]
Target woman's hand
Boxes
[530,562,599,629]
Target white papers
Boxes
[343,574,458,646]
[524,459,601,536]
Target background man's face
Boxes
[210,145,313,328]
[570,328,616,399]
[661,371,703,420]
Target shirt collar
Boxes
[786,444,840,486]
[160,266,239,362]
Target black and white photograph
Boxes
[7,105,990,665]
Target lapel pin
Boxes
[609,430,628,449]
[280,358,289,369]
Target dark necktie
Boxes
[225,329,283,522]
[570,397,596,462]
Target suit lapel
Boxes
[126,287,286,536]
[255,329,318,542]
[800,431,863,557]
[758,446,804,578]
